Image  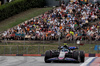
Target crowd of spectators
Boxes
[2,1,100,41]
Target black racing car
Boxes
[44,45,85,63]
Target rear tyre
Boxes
[44,50,52,63]
[80,51,85,62]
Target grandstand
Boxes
[0,0,100,54]
[1,0,100,42]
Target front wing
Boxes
[47,57,78,62]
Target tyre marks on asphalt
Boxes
[0,57,37,66]
[8,57,38,66]
[0,56,7,64]
[7,57,28,66]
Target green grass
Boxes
[0,7,53,32]
[0,43,99,54]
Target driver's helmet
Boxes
[63,43,69,48]
[64,43,67,45]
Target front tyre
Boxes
[80,51,85,62]
[44,50,52,63]
[73,51,80,62]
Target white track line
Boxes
[80,57,95,66]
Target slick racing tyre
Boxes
[80,51,85,62]
[44,50,52,63]
[73,51,80,62]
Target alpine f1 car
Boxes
[44,45,85,63]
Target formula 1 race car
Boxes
[44,45,85,63]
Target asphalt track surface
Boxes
[0,56,90,66]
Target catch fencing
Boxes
[0,38,100,55]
